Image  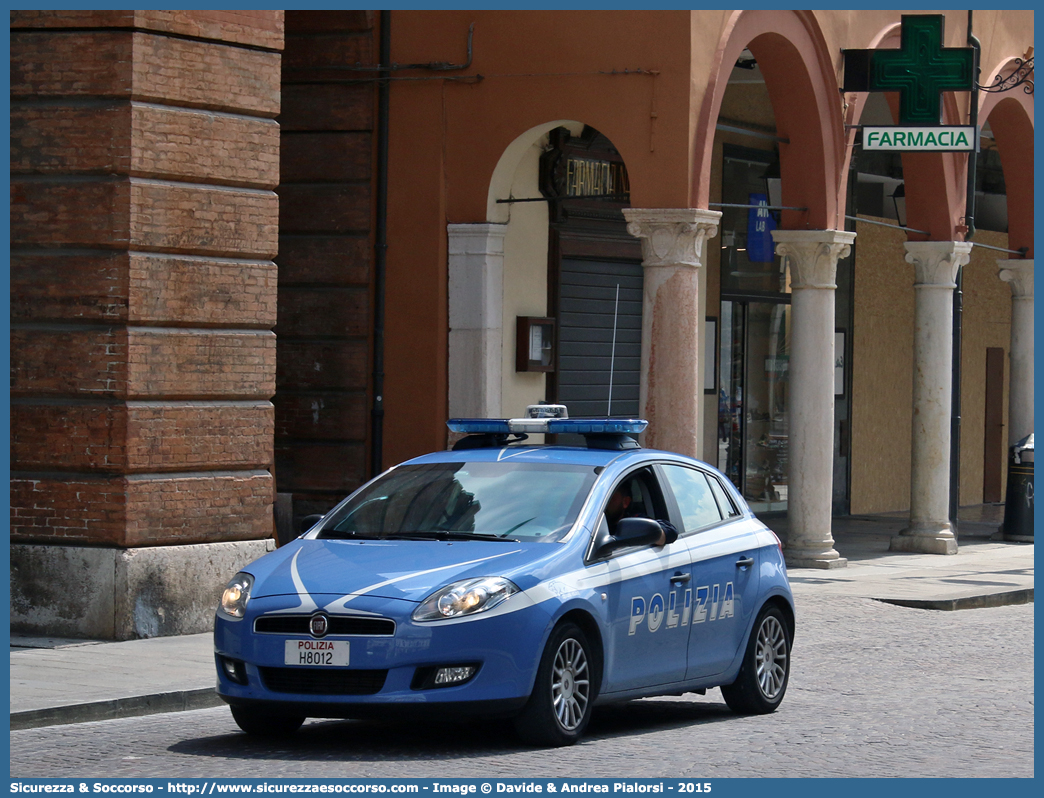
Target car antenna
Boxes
[608,283,620,416]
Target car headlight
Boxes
[219,572,254,620]
[412,577,519,622]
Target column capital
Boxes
[904,241,972,288]
[998,258,1034,299]
[771,229,856,289]
[623,208,721,268]
[447,222,508,256]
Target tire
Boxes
[513,622,594,746]
[720,604,791,714]
[230,704,306,737]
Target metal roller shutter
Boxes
[557,257,643,418]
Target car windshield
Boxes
[317,461,598,542]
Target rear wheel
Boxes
[721,604,790,714]
[513,622,594,746]
[230,704,305,737]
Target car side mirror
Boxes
[595,517,663,558]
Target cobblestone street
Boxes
[10,595,1033,779]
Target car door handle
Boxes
[735,557,755,568]
[670,572,691,584]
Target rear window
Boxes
[318,462,598,542]
[661,464,723,534]
[708,474,741,518]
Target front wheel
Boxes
[513,622,594,746]
[230,704,305,737]
[721,604,791,714]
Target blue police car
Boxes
[214,408,794,746]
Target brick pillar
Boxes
[10,10,284,639]
[275,11,378,530]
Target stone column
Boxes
[772,230,855,569]
[890,241,973,555]
[623,209,720,457]
[998,259,1034,446]
[447,223,506,418]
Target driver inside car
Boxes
[604,482,678,548]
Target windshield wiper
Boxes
[386,530,520,543]
[504,517,536,535]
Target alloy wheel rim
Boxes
[551,637,590,730]
[754,615,788,700]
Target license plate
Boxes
[284,640,350,667]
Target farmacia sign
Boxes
[862,125,976,152]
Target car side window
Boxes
[707,473,742,518]
[660,464,723,535]
[601,467,668,533]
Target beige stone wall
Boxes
[850,218,1012,514]
[500,128,556,422]
[958,229,1013,505]
[850,219,913,514]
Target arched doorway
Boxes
[452,121,638,426]
[539,125,641,420]
[696,11,849,516]
[475,122,639,425]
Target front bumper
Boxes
[214,593,552,715]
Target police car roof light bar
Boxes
[446,419,512,435]
[447,417,648,436]
[547,418,648,435]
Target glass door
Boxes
[718,299,790,513]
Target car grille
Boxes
[253,615,396,636]
[259,667,388,695]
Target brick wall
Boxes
[276,11,377,525]
[10,11,284,548]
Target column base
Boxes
[784,548,848,569]
[11,539,276,640]
[1002,533,1034,543]
[889,523,958,555]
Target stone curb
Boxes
[10,688,224,731]
[875,588,1034,612]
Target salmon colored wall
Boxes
[384,78,449,468]
[381,8,1033,468]
[393,10,696,218]
[384,9,697,467]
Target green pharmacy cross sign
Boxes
[844,14,974,125]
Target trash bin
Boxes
[1002,433,1033,542]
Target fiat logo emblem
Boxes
[309,613,330,638]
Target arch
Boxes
[980,59,1034,257]
[484,119,640,419]
[482,120,586,419]
[692,10,846,230]
[485,119,584,223]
